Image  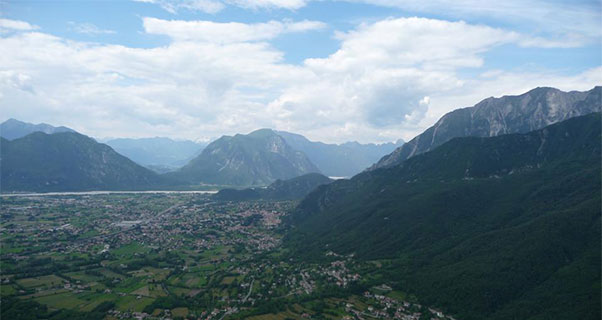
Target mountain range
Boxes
[1,86,600,192]
[103,137,206,173]
[276,131,403,177]
[371,86,602,169]
[287,113,601,319]
[1,86,600,319]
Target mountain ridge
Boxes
[371,86,601,170]
[0,118,75,140]
[1,131,166,192]
[276,130,403,177]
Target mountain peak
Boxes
[0,118,75,140]
[173,129,319,186]
[370,86,601,170]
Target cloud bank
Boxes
[0,16,600,143]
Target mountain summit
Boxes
[173,129,319,186]
[0,118,75,140]
[371,86,601,169]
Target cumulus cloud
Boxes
[0,16,599,143]
[134,0,600,47]
[0,18,39,31]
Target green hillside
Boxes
[1,132,166,192]
[286,113,601,319]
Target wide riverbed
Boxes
[0,190,218,197]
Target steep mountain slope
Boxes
[287,113,601,320]
[174,129,320,186]
[1,132,166,192]
[0,118,75,140]
[371,86,601,169]
[214,173,333,201]
[104,137,206,172]
[276,131,403,177]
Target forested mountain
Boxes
[287,113,601,320]
[173,129,319,186]
[1,132,166,192]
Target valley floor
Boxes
[1,194,453,320]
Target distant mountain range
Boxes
[2,86,599,192]
[276,131,403,177]
[0,118,75,140]
[371,86,602,169]
[287,113,601,320]
[104,137,206,173]
[172,129,320,186]
[214,173,333,201]
[1,132,165,192]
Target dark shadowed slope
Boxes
[287,113,601,320]
[1,132,166,192]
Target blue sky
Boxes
[1,0,601,143]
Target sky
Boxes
[0,0,601,143]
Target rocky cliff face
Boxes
[371,86,601,169]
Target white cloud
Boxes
[143,17,326,43]
[346,0,601,45]
[0,18,39,31]
[0,16,599,144]
[68,22,116,35]
[133,0,601,47]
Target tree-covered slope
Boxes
[214,173,333,201]
[174,129,319,186]
[286,113,601,320]
[1,132,166,192]
[371,86,601,170]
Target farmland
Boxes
[1,193,452,319]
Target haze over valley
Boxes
[1,1,601,319]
